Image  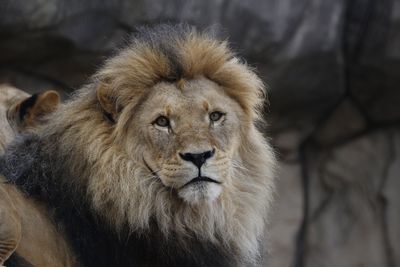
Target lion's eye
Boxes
[154,116,170,127]
[209,111,224,122]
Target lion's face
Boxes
[126,77,243,205]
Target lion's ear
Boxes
[17,90,60,127]
[97,84,118,123]
[33,90,60,116]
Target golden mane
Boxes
[95,24,265,120]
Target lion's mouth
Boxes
[143,157,221,190]
[180,176,221,189]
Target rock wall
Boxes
[1,1,399,266]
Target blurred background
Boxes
[0,1,399,266]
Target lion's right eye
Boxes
[209,111,224,122]
[153,116,170,127]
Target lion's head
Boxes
[42,24,275,262]
[122,77,245,205]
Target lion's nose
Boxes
[179,149,215,169]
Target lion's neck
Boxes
[0,134,247,267]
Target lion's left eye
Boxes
[209,111,224,122]
[153,116,170,127]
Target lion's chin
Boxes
[178,182,222,205]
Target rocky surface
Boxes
[1,0,399,266]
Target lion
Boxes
[0,24,276,266]
[0,85,75,267]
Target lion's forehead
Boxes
[143,78,238,116]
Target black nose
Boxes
[179,149,215,169]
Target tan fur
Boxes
[34,26,276,264]
[0,177,76,267]
[0,181,21,266]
